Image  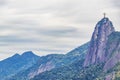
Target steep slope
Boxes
[0,51,40,80]
[84,17,115,66]
[95,32,120,80]
[10,42,89,80]
[104,32,120,71]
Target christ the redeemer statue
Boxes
[103,13,106,18]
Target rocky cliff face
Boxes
[104,32,120,71]
[28,61,55,79]
[84,17,115,66]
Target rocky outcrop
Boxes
[104,32,120,71]
[28,61,55,79]
[84,17,115,67]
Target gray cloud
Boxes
[111,0,120,8]
[36,27,80,38]
[0,0,6,6]
[0,35,34,42]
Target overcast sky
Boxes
[0,0,120,60]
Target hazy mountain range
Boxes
[0,17,120,80]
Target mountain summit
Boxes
[0,51,40,80]
[84,17,115,66]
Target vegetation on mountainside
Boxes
[31,60,104,80]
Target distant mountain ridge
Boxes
[0,51,40,80]
[9,42,89,80]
